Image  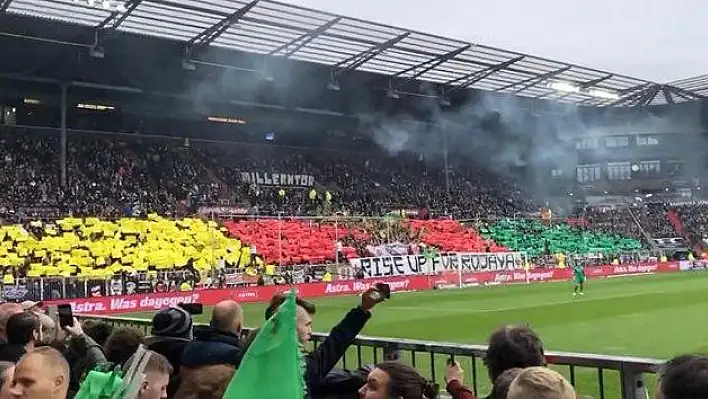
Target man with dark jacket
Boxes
[181,300,243,368]
[267,288,384,398]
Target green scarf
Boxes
[300,343,308,397]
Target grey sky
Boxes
[282,0,707,83]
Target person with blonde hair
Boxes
[506,367,576,399]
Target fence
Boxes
[81,315,662,399]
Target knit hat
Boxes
[151,306,193,339]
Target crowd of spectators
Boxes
[0,129,536,220]
[0,293,703,398]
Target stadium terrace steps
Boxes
[480,219,644,257]
[222,219,507,265]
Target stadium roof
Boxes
[1,0,705,107]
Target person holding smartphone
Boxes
[268,283,390,399]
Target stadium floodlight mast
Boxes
[546,80,620,100]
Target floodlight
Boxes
[386,89,400,99]
[547,81,579,93]
[116,2,126,12]
[588,89,620,100]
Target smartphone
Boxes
[178,303,203,315]
[374,283,391,300]
[57,304,74,328]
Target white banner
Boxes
[240,172,315,187]
[349,252,524,278]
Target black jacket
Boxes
[305,306,371,398]
[0,344,26,363]
[311,367,371,399]
[181,326,242,368]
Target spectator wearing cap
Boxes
[0,311,41,363]
[145,306,193,397]
[181,300,243,369]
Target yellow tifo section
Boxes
[0,214,269,279]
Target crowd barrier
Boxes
[48,261,681,315]
[80,315,662,399]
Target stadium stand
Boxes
[0,216,255,280]
[480,219,645,257]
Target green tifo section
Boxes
[479,219,644,257]
[124,272,708,399]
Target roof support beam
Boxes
[661,86,675,105]
[581,74,613,88]
[604,83,655,107]
[391,44,471,80]
[636,85,662,106]
[445,55,524,88]
[97,0,142,30]
[332,32,409,75]
[495,66,570,93]
[0,0,14,13]
[268,17,341,57]
[666,85,705,100]
[186,0,258,49]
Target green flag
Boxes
[223,289,304,399]
[73,369,123,399]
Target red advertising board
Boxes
[47,262,680,315]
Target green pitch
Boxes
[125,271,708,397]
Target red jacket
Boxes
[446,380,476,399]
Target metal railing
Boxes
[80,316,661,399]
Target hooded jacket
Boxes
[181,325,242,368]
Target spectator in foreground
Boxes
[267,288,384,398]
[80,320,113,348]
[145,307,193,397]
[0,361,14,393]
[7,347,69,399]
[358,361,439,399]
[506,367,575,399]
[0,312,41,363]
[173,364,235,399]
[104,326,146,366]
[488,368,523,399]
[0,303,23,347]
[484,325,545,383]
[124,350,173,399]
[181,300,243,369]
[656,354,708,399]
[59,317,108,397]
